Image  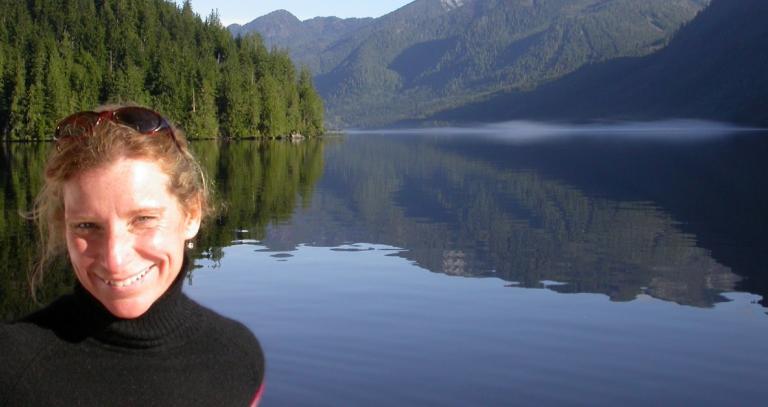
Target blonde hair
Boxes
[29,106,212,296]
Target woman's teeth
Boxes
[102,266,153,287]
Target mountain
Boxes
[428,0,768,126]
[233,0,708,128]
[228,11,374,76]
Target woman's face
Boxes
[62,158,201,319]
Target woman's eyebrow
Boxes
[65,207,167,219]
[63,209,95,219]
[126,207,166,216]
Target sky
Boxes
[176,0,415,26]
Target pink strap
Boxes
[249,381,265,407]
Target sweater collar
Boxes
[71,257,200,349]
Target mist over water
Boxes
[351,119,757,142]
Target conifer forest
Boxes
[0,0,325,140]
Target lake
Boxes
[2,122,767,405]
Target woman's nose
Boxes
[103,226,132,273]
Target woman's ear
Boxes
[184,196,203,240]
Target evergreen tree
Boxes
[258,74,286,138]
[0,44,6,125]
[43,40,71,131]
[6,56,26,140]
[298,67,324,135]
[23,42,48,139]
[217,53,249,137]
[187,76,220,138]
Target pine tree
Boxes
[44,40,71,131]
[6,57,26,140]
[298,67,324,135]
[217,54,249,137]
[258,74,286,137]
[23,39,48,139]
[187,76,219,137]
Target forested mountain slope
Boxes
[0,0,324,140]
[235,0,708,128]
[429,0,768,126]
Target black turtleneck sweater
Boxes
[0,269,265,406]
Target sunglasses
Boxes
[54,107,181,150]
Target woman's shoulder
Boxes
[185,296,263,363]
[0,321,46,377]
[0,321,47,363]
[183,297,266,400]
[0,295,74,349]
[0,299,72,401]
[2,294,75,342]
[188,298,264,354]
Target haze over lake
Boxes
[2,122,766,405]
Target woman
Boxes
[0,106,265,406]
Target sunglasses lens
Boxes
[113,107,164,133]
[55,112,100,140]
[53,107,179,152]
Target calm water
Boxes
[2,124,767,405]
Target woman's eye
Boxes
[70,222,97,234]
[134,216,158,226]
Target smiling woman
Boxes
[0,105,265,406]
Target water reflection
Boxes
[185,243,768,406]
[1,129,766,320]
[0,143,73,320]
[191,139,324,263]
[436,132,768,304]
[256,131,767,309]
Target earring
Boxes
[186,241,194,249]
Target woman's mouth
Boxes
[100,265,155,287]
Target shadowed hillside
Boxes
[429,0,768,126]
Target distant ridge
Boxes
[428,0,768,127]
[232,0,708,128]
[228,11,373,76]
[229,10,301,39]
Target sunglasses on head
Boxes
[54,107,181,150]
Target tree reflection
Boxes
[0,143,73,320]
[3,133,763,318]
[190,139,324,264]
[262,135,749,308]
